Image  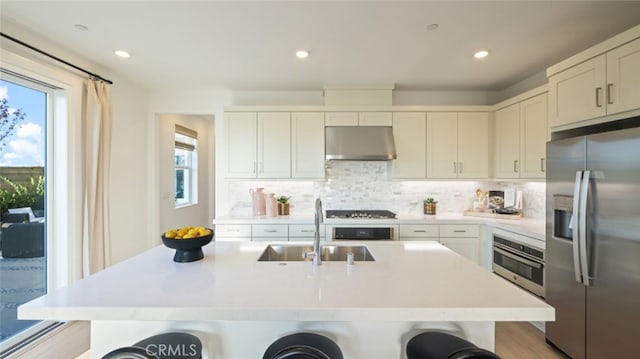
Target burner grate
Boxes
[325,210,397,219]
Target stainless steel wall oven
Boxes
[492,228,545,298]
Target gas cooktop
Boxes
[325,210,397,219]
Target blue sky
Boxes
[0,79,46,167]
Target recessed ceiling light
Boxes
[114,50,131,58]
[74,24,88,31]
[473,50,489,59]
[426,23,439,31]
[295,50,310,59]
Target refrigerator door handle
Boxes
[579,170,591,287]
[572,171,584,284]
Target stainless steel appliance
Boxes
[326,210,397,240]
[492,228,545,297]
[325,126,397,161]
[545,118,640,359]
[325,210,397,219]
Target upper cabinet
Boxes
[291,112,325,179]
[494,92,548,179]
[392,112,426,179]
[548,29,640,130]
[225,112,291,178]
[325,112,392,126]
[427,112,489,179]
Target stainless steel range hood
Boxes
[325,126,397,161]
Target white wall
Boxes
[1,20,151,265]
[157,114,213,232]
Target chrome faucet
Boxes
[304,198,323,266]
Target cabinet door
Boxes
[440,237,479,264]
[358,112,392,126]
[258,112,291,178]
[325,112,358,126]
[291,112,325,178]
[225,112,257,178]
[606,38,640,115]
[457,112,489,178]
[520,93,548,178]
[426,112,458,178]
[494,104,521,178]
[392,112,426,178]
[548,55,606,128]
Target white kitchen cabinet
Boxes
[548,37,640,129]
[439,224,480,264]
[519,93,548,178]
[325,112,358,126]
[291,112,325,178]
[289,224,325,242]
[325,112,392,126]
[606,38,640,115]
[224,112,291,178]
[427,112,489,179]
[215,224,252,242]
[358,112,392,126]
[548,55,606,128]
[392,112,426,179]
[399,224,438,241]
[225,112,258,178]
[252,224,288,242]
[257,112,291,178]
[494,93,547,179]
[494,103,520,178]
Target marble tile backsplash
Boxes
[225,161,546,220]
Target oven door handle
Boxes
[493,246,543,269]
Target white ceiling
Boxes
[1,1,640,92]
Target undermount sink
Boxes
[257,244,375,262]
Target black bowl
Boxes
[161,229,214,263]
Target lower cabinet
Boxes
[399,224,480,264]
[214,224,252,242]
[439,224,480,263]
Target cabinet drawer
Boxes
[358,112,392,126]
[399,225,439,238]
[289,224,325,237]
[215,224,252,237]
[439,224,480,237]
[325,112,358,126]
[252,225,288,237]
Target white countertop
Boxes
[20,241,553,323]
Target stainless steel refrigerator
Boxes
[546,119,640,358]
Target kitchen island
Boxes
[19,241,553,358]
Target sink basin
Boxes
[257,244,375,262]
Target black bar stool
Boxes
[263,332,343,359]
[406,332,501,359]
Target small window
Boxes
[174,125,197,207]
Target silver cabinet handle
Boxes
[607,83,614,104]
[453,230,467,233]
[541,158,545,172]
[595,87,603,108]
[228,229,240,232]
[265,229,277,233]
[413,230,427,233]
[300,230,314,233]
[513,160,518,173]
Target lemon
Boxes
[165,229,178,239]
[183,233,196,239]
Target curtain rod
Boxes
[1,32,114,85]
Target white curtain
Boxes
[82,79,112,275]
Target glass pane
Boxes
[0,79,47,343]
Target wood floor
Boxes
[496,322,569,359]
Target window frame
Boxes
[174,125,197,207]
